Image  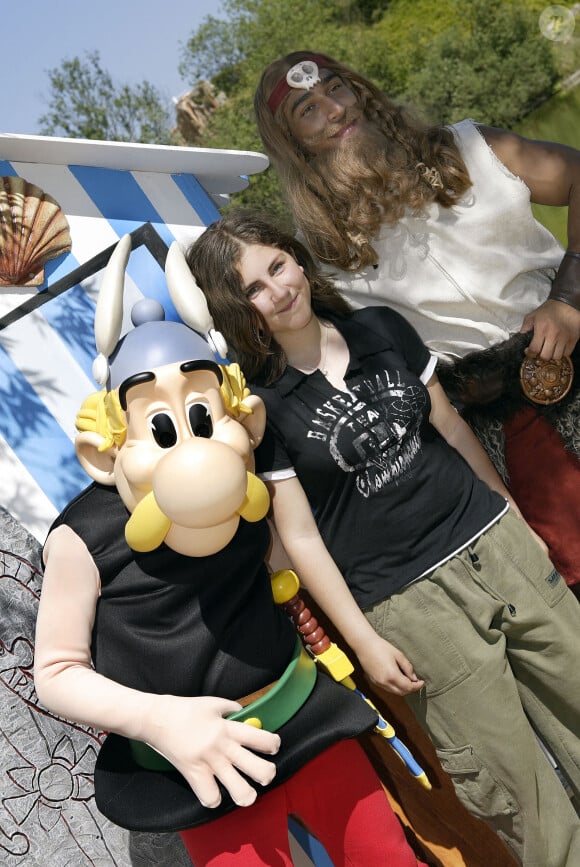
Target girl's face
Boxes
[282,68,366,155]
[237,243,312,337]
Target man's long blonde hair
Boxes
[255,50,472,271]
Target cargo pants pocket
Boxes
[436,744,517,820]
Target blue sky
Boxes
[1,0,223,135]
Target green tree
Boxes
[362,0,461,96]
[39,51,176,144]
[406,0,558,126]
[178,15,247,93]
[178,0,369,98]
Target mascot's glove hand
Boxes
[356,633,425,697]
[140,695,280,808]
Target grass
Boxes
[515,84,580,246]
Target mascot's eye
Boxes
[149,413,178,448]
[188,403,213,438]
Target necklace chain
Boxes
[319,322,329,375]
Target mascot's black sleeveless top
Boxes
[50,482,376,832]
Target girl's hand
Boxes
[141,695,281,808]
[357,634,425,696]
[506,504,549,556]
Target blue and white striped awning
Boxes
[0,133,269,543]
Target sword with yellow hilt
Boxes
[270,569,431,791]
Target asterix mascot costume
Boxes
[33,236,422,866]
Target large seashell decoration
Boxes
[0,176,72,287]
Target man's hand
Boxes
[520,298,580,359]
[356,633,425,696]
[141,695,281,808]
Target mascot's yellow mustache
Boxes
[125,472,270,553]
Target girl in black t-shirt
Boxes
[186,210,580,866]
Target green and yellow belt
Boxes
[130,638,316,772]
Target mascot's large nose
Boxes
[153,439,248,527]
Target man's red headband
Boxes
[266,55,329,115]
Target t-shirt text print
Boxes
[307,371,425,496]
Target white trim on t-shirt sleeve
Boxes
[258,467,297,482]
[420,354,438,384]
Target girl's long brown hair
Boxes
[185,210,351,384]
[255,50,472,270]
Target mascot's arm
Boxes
[34,525,280,808]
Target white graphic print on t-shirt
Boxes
[307,369,426,497]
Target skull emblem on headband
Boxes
[286,60,321,91]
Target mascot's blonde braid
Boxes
[75,389,127,451]
[220,363,254,418]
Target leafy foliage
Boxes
[178,14,247,92]
[361,0,461,96]
[178,0,368,98]
[39,51,176,144]
[406,0,558,126]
